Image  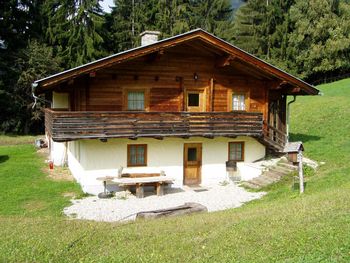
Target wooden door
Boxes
[184,143,202,185]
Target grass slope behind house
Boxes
[0,79,350,262]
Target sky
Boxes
[101,0,114,13]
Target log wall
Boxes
[66,49,269,121]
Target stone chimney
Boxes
[140,31,161,46]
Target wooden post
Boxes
[136,184,144,198]
[156,183,164,196]
[210,78,214,112]
[298,150,304,193]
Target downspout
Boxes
[32,82,54,163]
[31,83,39,109]
[31,82,52,108]
[286,95,296,143]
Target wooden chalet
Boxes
[34,29,319,194]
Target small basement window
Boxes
[127,144,147,167]
[128,91,145,110]
[188,93,200,107]
[228,142,244,161]
[232,94,245,111]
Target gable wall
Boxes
[69,50,269,120]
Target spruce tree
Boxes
[45,0,105,68]
[189,0,233,40]
[287,0,350,81]
[231,0,268,56]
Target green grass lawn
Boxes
[0,79,350,262]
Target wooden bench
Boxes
[113,176,174,198]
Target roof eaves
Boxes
[34,28,319,95]
[199,31,319,95]
[34,28,204,86]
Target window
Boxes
[187,147,197,161]
[127,144,147,167]
[128,91,145,110]
[232,94,245,111]
[188,93,200,107]
[228,142,244,161]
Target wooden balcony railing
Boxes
[262,121,287,152]
[45,109,287,152]
[45,109,263,140]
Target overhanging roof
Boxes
[34,28,319,95]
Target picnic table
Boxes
[113,176,174,198]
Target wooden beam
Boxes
[269,80,289,90]
[145,49,164,63]
[215,55,236,67]
[36,30,317,95]
[209,78,214,112]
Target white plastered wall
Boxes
[52,92,69,109]
[49,92,70,166]
[65,137,266,195]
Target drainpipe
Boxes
[31,83,39,109]
[286,95,296,143]
[31,82,52,108]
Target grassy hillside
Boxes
[0,79,349,262]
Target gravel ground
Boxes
[64,183,265,222]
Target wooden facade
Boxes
[36,29,319,153]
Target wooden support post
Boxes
[298,150,304,194]
[136,183,144,198]
[210,78,214,112]
[156,183,164,196]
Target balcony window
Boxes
[228,142,244,161]
[128,91,145,110]
[127,144,147,167]
[188,93,200,107]
[232,94,246,111]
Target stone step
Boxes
[251,176,274,187]
[268,166,293,175]
[240,181,261,189]
[277,162,298,170]
[263,174,281,182]
[265,170,284,180]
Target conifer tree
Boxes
[45,0,105,68]
[286,0,350,81]
[189,0,233,40]
[231,0,268,56]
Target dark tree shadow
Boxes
[0,155,9,164]
[289,133,322,143]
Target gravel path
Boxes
[64,183,265,222]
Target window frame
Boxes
[127,144,147,167]
[228,142,245,162]
[228,89,250,112]
[186,89,205,111]
[232,93,246,111]
[123,88,149,111]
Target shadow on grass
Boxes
[289,133,322,143]
[0,155,9,163]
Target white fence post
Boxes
[298,150,304,193]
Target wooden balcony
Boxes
[45,109,286,151]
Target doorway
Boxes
[183,143,202,185]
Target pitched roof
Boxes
[33,28,319,95]
[284,141,304,153]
